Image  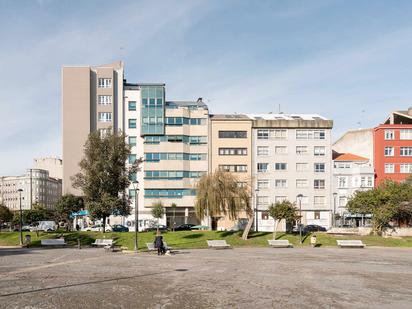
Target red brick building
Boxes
[374,108,412,186]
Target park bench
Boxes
[207,240,231,249]
[41,239,66,247]
[92,239,115,247]
[146,242,173,252]
[267,239,293,248]
[336,240,365,248]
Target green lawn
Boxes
[1,230,412,249]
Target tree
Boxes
[195,170,251,239]
[268,201,299,240]
[72,131,141,232]
[24,203,52,225]
[55,194,84,226]
[151,201,165,232]
[0,204,13,231]
[171,203,177,232]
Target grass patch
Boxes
[1,231,412,250]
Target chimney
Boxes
[408,107,412,116]
[197,97,203,103]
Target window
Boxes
[257,163,269,173]
[98,112,112,122]
[128,101,137,111]
[129,136,137,147]
[219,165,248,172]
[218,148,247,155]
[384,163,395,174]
[314,196,325,206]
[98,78,112,88]
[257,130,269,139]
[129,172,137,182]
[257,196,269,207]
[275,196,287,203]
[361,177,366,187]
[128,154,137,164]
[257,180,269,189]
[400,163,412,173]
[384,147,394,157]
[400,129,412,140]
[296,179,308,188]
[314,146,325,156]
[314,179,325,189]
[261,211,269,220]
[98,95,112,105]
[128,119,137,129]
[219,131,247,138]
[296,163,308,171]
[99,128,111,138]
[338,196,347,207]
[384,130,394,140]
[275,146,287,154]
[275,179,287,188]
[400,147,412,156]
[314,163,325,172]
[257,146,269,156]
[275,163,287,171]
[314,211,321,220]
[338,177,347,188]
[296,129,325,140]
[296,146,308,155]
[367,177,373,187]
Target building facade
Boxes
[0,169,62,211]
[251,114,334,231]
[332,153,374,226]
[374,108,412,185]
[33,157,63,180]
[333,128,374,164]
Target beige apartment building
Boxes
[209,114,253,230]
[0,169,62,211]
[62,61,124,194]
[33,157,62,180]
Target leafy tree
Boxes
[55,194,84,226]
[194,170,251,239]
[268,201,299,239]
[151,201,165,232]
[0,204,13,231]
[72,131,142,232]
[24,203,52,225]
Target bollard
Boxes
[25,235,31,246]
[310,235,317,247]
[77,238,81,250]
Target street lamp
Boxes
[297,194,303,244]
[254,188,259,232]
[131,180,140,253]
[333,192,337,228]
[17,189,23,246]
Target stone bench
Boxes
[41,239,66,246]
[92,239,115,247]
[207,240,231,249]
[337,240,365,248]
[268,239,293,248]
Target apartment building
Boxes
[333,128,374,165]
[332,153,374,226]
[0,169,62,211]
[251,114,334,230]
[62,61,124,194]
[33,157,63,180]
[374,108,412,185]
[209,114,253,230]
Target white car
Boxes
[84,224,112,232]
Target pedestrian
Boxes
[76,224,80,232]
[154,231,165,256]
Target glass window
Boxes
[257,146,269,156]
[128,136,137,147]
[275,196,287,203]
[261,211,269,220]
[314,179,325,189]
[400,129,412,140]
[296,179,308,188]
[128,119,137,129]
[275,163,287,170]
[384,147,394,156]
[98,112,112,122]
[384,130,395,140]
[400,163,412,173]
[98,78,112,88]
[296,130,325,140]
[338,177,347,188]
[128,154,137,164]
[314,196,325,205]
[219,131,247,138]
[98,95,112,105]
[257,163,269,173]
[257,196,269,207]
[257,180,269,189]
[384,163,395,174]
[400,147,412,156]
[275,179,287,188]
[296,146,308,155]
[257,130,269,139]
[275,146,287,154]
[128,101,137,111]
[314,163,325,172]
[314,146,325,156]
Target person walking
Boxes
[154,231,165,255]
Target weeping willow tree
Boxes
[195,170,252,239]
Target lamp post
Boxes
[333,192,337,228]
[297,194,303,244]
[132,181,139,253]
[17,189,23,246]
[254,189,260,232]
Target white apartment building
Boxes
[33,157,63,180]
[0,169,62,211]
[251,114,334,231]
[332,153,374,226]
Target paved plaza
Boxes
[0,246,411,308]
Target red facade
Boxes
[374,124,412,186]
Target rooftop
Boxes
[334,153,369,162]
[246,113,329,121]
[166,100,208,109]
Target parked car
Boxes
[291,224,304,234]
[37,221,57,232]
[143,224,169,232]
[84,224,112,232]
[303,225,327,232]
[21,225,31,232]
[111,224,129,232]
[190,225,209,230]
[174,224,196,231]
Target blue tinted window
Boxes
[128,119,137,129]
[128,101,137,111]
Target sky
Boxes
[1,0,412,175]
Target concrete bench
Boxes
[92,239,115,247]
[146,242,172,252]
[337,240,365,248]
[268,239,293,248]
[207,240,231,249]
[41,239,66,246]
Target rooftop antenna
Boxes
[358,109,365,129]
[278,104,281,113]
